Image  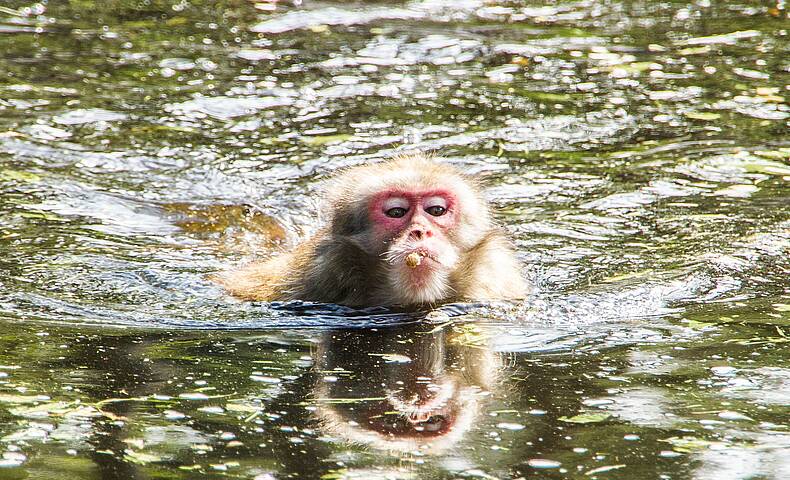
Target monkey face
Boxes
[368,189,463,304]
[370,189,458,243]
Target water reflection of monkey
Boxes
[311,324,500,453]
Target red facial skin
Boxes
[368,189,458,252]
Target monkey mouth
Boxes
[384,246,454,304]
[384,247,442,268]
[410,249,440,265]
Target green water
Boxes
[0,0,788,478]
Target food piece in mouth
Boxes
[405,252,422,268]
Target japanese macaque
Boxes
[216,153,529,307]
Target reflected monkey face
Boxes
[311,326,500,452]
[361,373,460,438]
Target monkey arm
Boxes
[298,238,382,306]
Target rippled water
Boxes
[0,0,788,478]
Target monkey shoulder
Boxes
[213,253,293,301]
[298,234,381,305]
[453,230,531,301]
[213,232,326,301]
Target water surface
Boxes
[0,0,788,478]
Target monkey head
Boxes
[325,155,492,305]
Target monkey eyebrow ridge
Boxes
[381,197,410,211]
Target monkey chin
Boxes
[387,259,453,306]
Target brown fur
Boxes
[215,154,530,307]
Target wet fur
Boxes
[215,154,530,307]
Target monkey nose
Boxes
[408,226,432,240]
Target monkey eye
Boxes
[385,207,408,218]
[425,205,446,217]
